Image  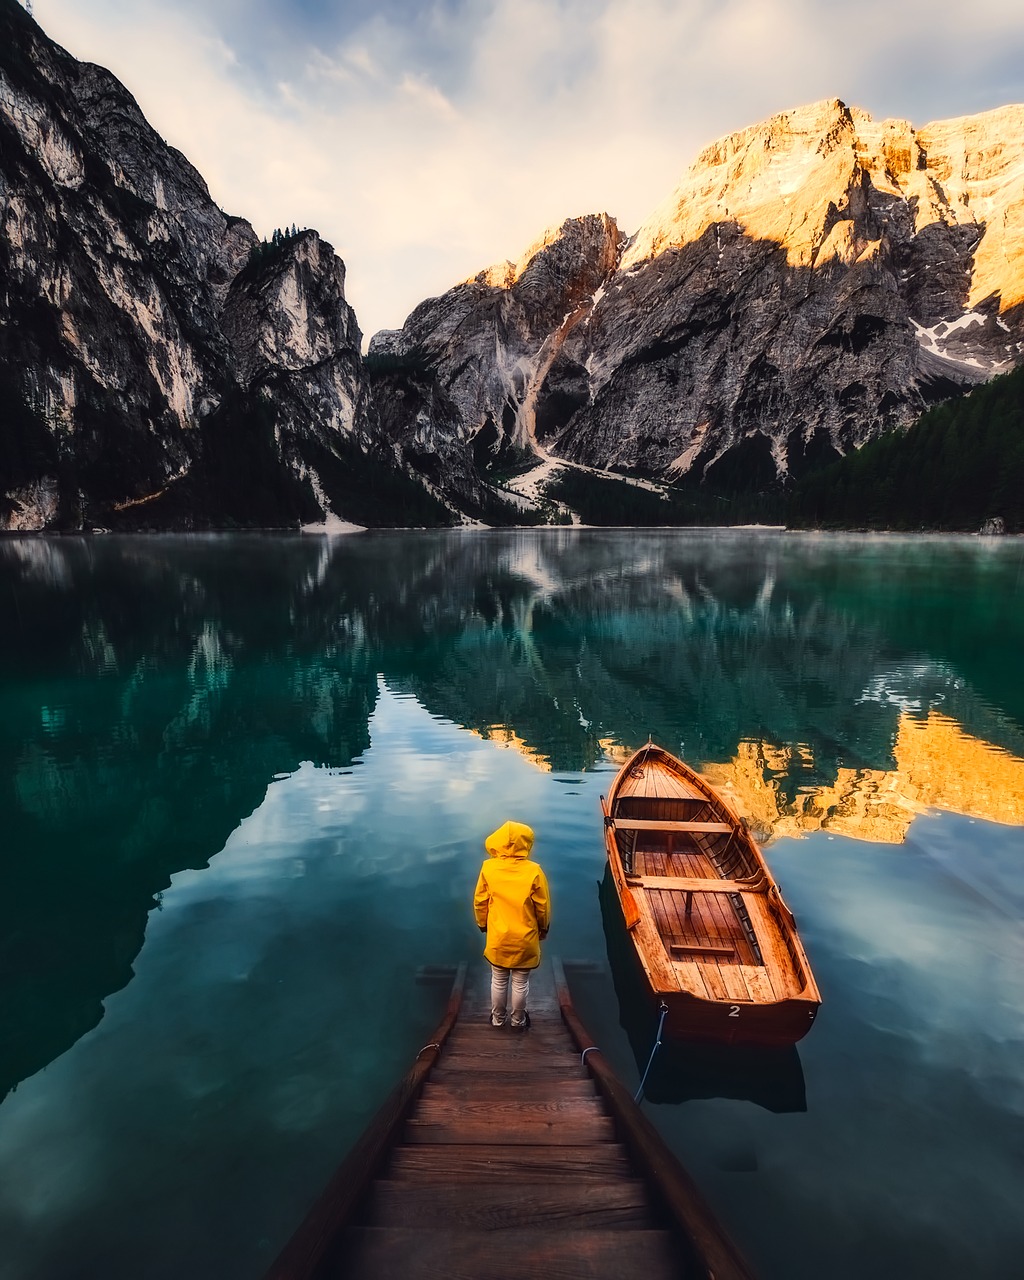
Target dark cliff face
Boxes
[1,0,239,528]
[0,0,450,531]
[367,214,624,478]
[552,221,932,483]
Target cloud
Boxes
[31,0,1024,340]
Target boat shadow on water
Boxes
[597,868,807,1114]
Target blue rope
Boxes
[634,1003,669,1103]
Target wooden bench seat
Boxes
[607,818,733,834]
[627,874,763,894]
[669,942,737,957]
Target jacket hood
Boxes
[485,820,535,860]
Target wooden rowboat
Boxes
[602,742,821,1046]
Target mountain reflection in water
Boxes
[2,530,1022,1096]
[0,530,1022,1280]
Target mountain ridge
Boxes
[376,94,1024,498]
[2,0,1023,530]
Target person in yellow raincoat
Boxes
[473,820,551,1030]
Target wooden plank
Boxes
[432,1065,590,1083]
[440,1045,578,1062]
[340,1226,679,1280]
[654,885,685,938]
[641,847,716,879]
[616,759,706,803]
[634,874,761,893]
[439,1038,577,1056]
[741,892,801,999]
[404,1116,617,1144]
[698,883,758,968]
[414,1098,607,1125]
[671,960,712,1001]
[736,966,775,1003]
[452,1015,565,1030]
[442,1049,581,1070]
[677,886,711,945]
[717,966,752,1002]
[445,1023,576,1040]
[450,1015,565,1028]
[449,1026,572,1044]
[421,1080,597,1101]
[386,1144,634,1182]
[627,885,681,994]
[646,887,673,940]
[445,1037,574,1053]
[656,877,756,971]
[670,943,736,957]
[651,760,706,800]
[657,882,714,1000]
[436,1058,587,1076]
[364,1180,654,1231]
[695,960,729,1002]
[612,819,732,833]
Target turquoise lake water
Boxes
[1,529,1022,1278]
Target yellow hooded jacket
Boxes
[473,821,551,970]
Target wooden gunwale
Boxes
[263,963,467,1280]
[552,958,755,1280]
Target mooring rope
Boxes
[634,1002,669,1102]
[415,1042,441,1059]
[580,1046,600,1065]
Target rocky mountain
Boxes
[376,98,1024,496]
[369,215,622,467]
[4,0,1024,529]
[0,0,446,532]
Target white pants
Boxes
[490,963,531,1026]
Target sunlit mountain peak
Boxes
[620,99,1024,311]
[468,213,620,290]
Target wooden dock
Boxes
[266,961,755,1280]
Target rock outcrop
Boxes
[0,0,441,531]
[367,214,623,491]
[377,98,1024,493]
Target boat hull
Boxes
[657,987,818,1047]
[609,885,818,1045]
[602,743,821,1048]
[600,870,808,1102]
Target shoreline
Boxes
[2,525,1020,540]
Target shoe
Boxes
[490,1018,506,1030]
[510,1012,531,1032]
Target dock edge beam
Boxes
[551,956,756,1280]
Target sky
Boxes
[30,0,1024,341]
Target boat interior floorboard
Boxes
[635,846,759,970]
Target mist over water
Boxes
[1,530,1022,1279]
